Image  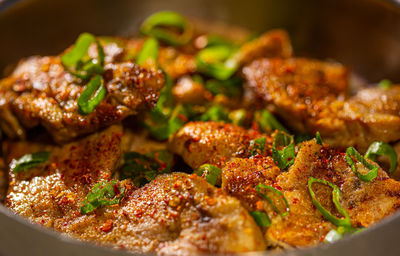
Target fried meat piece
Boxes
[266,140,400,247]
[5,125,123,221]
[244,58,400,151]
[168,121,272,169]
[0,54,164,143]
[64,173,266,255]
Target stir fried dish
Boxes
[1,11,400,255]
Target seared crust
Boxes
[267,140,400,247]
[168,121,272,169]
[244,58,400,151]
[5,125,123,220]
[0,55,164,143]
[66,173,266,254]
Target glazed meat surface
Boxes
[244,58,400,151]
[266,140,400,247]
[168,121,272,169]
[0,54,164,143]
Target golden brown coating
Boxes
[168,121,272,169]
[232,30,292,67]
[5,125,122,222]
[267,140,400,247]
[222,156,281,212]
[244,58,400,151]
[0,54,164,143]
[63,173,266,255]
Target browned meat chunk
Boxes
[5,125,123,222]
[266,140,400,247]
[0,55,164,143]
[244,58,400,151]
[5,127,265,254]
[222,156,281,213]
[168,121,272,169]
[66,173,266,255]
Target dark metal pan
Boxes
[1,0,400,255]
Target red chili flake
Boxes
[100,219,113,233]
[177,114,187,122]
[292,198,299,204]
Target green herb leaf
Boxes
[315,131,323,145]
[272,132,295,170]
[136,37,159,67]
[378,79,392,90]
[194,164,222,186]
[121,150,173,187]
[148,104,188,140]
[249,137,266,157]
[141,11,193,46]
[308,177,352,228]
[10,151,50,173]
[256,184,290,217]
[345,147,378,182]
[250,211,271,227]
[255,110,288,133]
[81,180,125,214]
[78,75,107,115]
[61,33,104,79]
[365,141,398,174]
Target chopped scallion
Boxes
[10,151,50,173]
[345,147,378,182]
[78,75,107,115]
[136,37,159,68]
[255,110,288,133]
[365,141,398,174]
[249,137,266,157]
[194,164,221,186]
[250,211,271,227]
[378,79,392,90]
[272,132,295,170]
[141,11,193,46]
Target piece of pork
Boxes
[266,140,400,247]
[5,126,265,254]
[168,121,273,169]
[0,53,164,143]
[243,58,400,151]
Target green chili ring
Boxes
[365,141,398,174]
[256,183,290,217]
[346,147,378,182]
[78,75,107,115]
[308,177,352,228]
[140,11,193,46]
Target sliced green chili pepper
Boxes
[78,75,107,115]
[136,37,159,67]
[256,184,290,217]
[61,33,104,79]
[196,45,238,80]
[272,132,295,170]
[250,211,271,227]
[308,177,352,228]
[255,110,289,133]
[141,11,193,46]
[316,131,323,145]
[345,147,378,182]
[365,141,398,174]
[194,164,222,186]
[10,151,50,173]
